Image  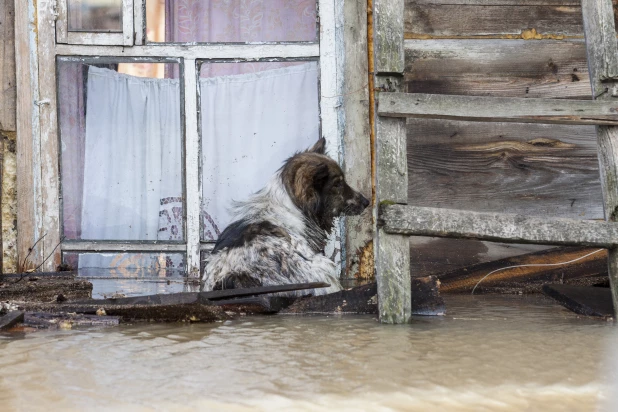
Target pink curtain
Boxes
[59,63,86,240]
[165,0,317,78]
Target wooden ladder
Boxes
[372,0,618,323]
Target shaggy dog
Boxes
[201,138,369,296]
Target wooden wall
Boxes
[405,0,610,276]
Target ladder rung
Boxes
[380,205,618,247]
[377,93,618,126]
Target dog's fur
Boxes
[201,138,370,296]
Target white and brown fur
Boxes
[201,138,370,296]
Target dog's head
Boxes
[280,138,370,231]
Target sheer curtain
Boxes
[200,62,320,239]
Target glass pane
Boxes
[64,252,187,298]
[146,0,317,43]
[58,60,183,241]
[68,0,123,32]
[199,61,320,241]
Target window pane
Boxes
[58,60,184,241]
[199,61,320,241]
[63,252,186,298]
[68,0,123,32]
[147,0,317,43]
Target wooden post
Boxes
[581,0,618,318]
[371,0,411,323]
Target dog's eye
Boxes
[334,181,343,189]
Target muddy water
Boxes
[1,295,616,411]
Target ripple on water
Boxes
[0,294,615,411]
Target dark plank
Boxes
[405,40,592,99]
[405,2,587,38]
[407,118,603,219]
[281,276,445,316]
[380,204,618,247]
[379,92,618,125]
[23,312,120,329]
[542,284,614,318]
[70,282,330,306]
[437,246,607,293]
[409,237,552,276]
[0,311,24,330]
[0,275,92,302]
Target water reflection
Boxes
[0,295,615,411]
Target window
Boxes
[41,0,342,294]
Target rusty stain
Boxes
[356,240,375,283]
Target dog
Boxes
[201,138,370,296]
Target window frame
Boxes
[56,0,134,46]
[19,0,343,280]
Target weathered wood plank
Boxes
[410,237,552,277]
[0,311,24,330]
[281,275,444,316]
[437,246,607,293]
[376,230,411,323]
[410,1,583,5]
[381,205,618,247]
[341,0,373,282]
[379,92,618,125]
[70,282,330,306]
[407,119,603,219]
[1,0,16,131]
[405,40,592,99]
[542,284,614,318]
[374,0,405,73]
[582,0,618,318]
[405,2,586,38]
[14,0,42,269]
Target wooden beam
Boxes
[372,0,410,324]
[380,204,618,247]
[582,0,618,319]
[373,0,404,73]
[378,93,618,125]
[1,0,16,131]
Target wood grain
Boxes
[405,1,588,37]
[407,118,603,219]
[379,92,618,125]
[582,0,618,317]
[405,40,593,99]
[374,0,405,73]
[0,0,16,131]
[381,204,618,247]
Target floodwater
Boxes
[0,295,616,411]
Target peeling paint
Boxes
[1,130,18,273]
[356,240,375,283]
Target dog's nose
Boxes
[360,194,370,209]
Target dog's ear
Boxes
[307,138,327,154]
[312,163,330,190]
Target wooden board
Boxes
[374,0,405,73]
[543,284,614,318]
[407,118,603,219]
[437,246,607,293]
[405,40,592,99]
[405,1,591,38]
[381,204,618,247]
[0,0,16,131]
[379,92,618,125]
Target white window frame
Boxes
[19,0,343,280]
[56,0,134,46]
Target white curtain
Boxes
[200,62,320,240]
[81,66,183,241]
[79,66,183,272]
[78,63,319,270]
